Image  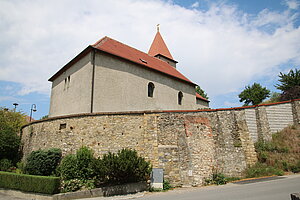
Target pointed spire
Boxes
[148,25,174,60]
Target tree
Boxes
[196,85,209,99]
[275,69,300,101]
[0,107,27,163]
[40,115,49,120]
[238,83,270,106]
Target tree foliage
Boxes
[276,68,300,92]
[275,68,300,101]
[40,115,49,120]
[57,147,152,192]
[238,83,270,106]
[0,107,27,163]
[57,146,95,180]
[196,85,209,99]
[98,148,152,184]
[279,86,300,101]
[24,148,62,176]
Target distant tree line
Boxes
[238,68,300,106]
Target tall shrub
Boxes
[57,146,96,180]
[56,154,78,180]
[57,147,151,192]
[25,148,62,176]
[100,149,152,184]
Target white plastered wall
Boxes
[49,53,93,117]
[92,52,198,112]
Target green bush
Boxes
[57,147,151,192]
[16,162,25,174]
[56,154,78,180]
[255,140,289,153]
[245,163,284,178]
[163,180,173,190]
[290,161,300,173]
[56,146,97,192]
[205,173,228,185]
[25,148,62,176]
[0,171,60,194]
[213,173,228,185]
[0,159,13,171]
[60,179,95,193]
[57,146,96,181]
[100,149,152,184]
[74,146,95,179]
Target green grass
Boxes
[244,163,284,178]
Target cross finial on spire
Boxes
[157,24,160,32]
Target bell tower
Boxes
[148,25,178,68]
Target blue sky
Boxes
[0,0,299,120]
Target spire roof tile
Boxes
[148,31,174,60]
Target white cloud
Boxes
[0,96,18,103]
[0,0,299,106]
[284,0,299,10]
[191,1,200,8]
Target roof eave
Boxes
[197,97,210,102]
[154,53,178,63]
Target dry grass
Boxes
[254,124,300,173]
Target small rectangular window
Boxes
[64,78,67,90]
[59,123,67,130]
[67,76,70,88]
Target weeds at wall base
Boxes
[149,180,174,192]
[204,173,240,186]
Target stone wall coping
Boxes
[22,99,300,129]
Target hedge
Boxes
[0,171,60,194]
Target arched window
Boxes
[148,82,155,97]
[178,91,183,105]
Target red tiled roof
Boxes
[196,93,209,102]
[92,36,193,84]
[148,31,174,60]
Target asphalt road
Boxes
[1,174,300,200]
[133,174,300,200]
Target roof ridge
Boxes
[97,36,152,58]
[92,36,109,47]
[95,36,181,70]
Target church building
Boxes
[48,29,209,117]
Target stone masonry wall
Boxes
[21,99,300,187]
[244,100,299,142]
